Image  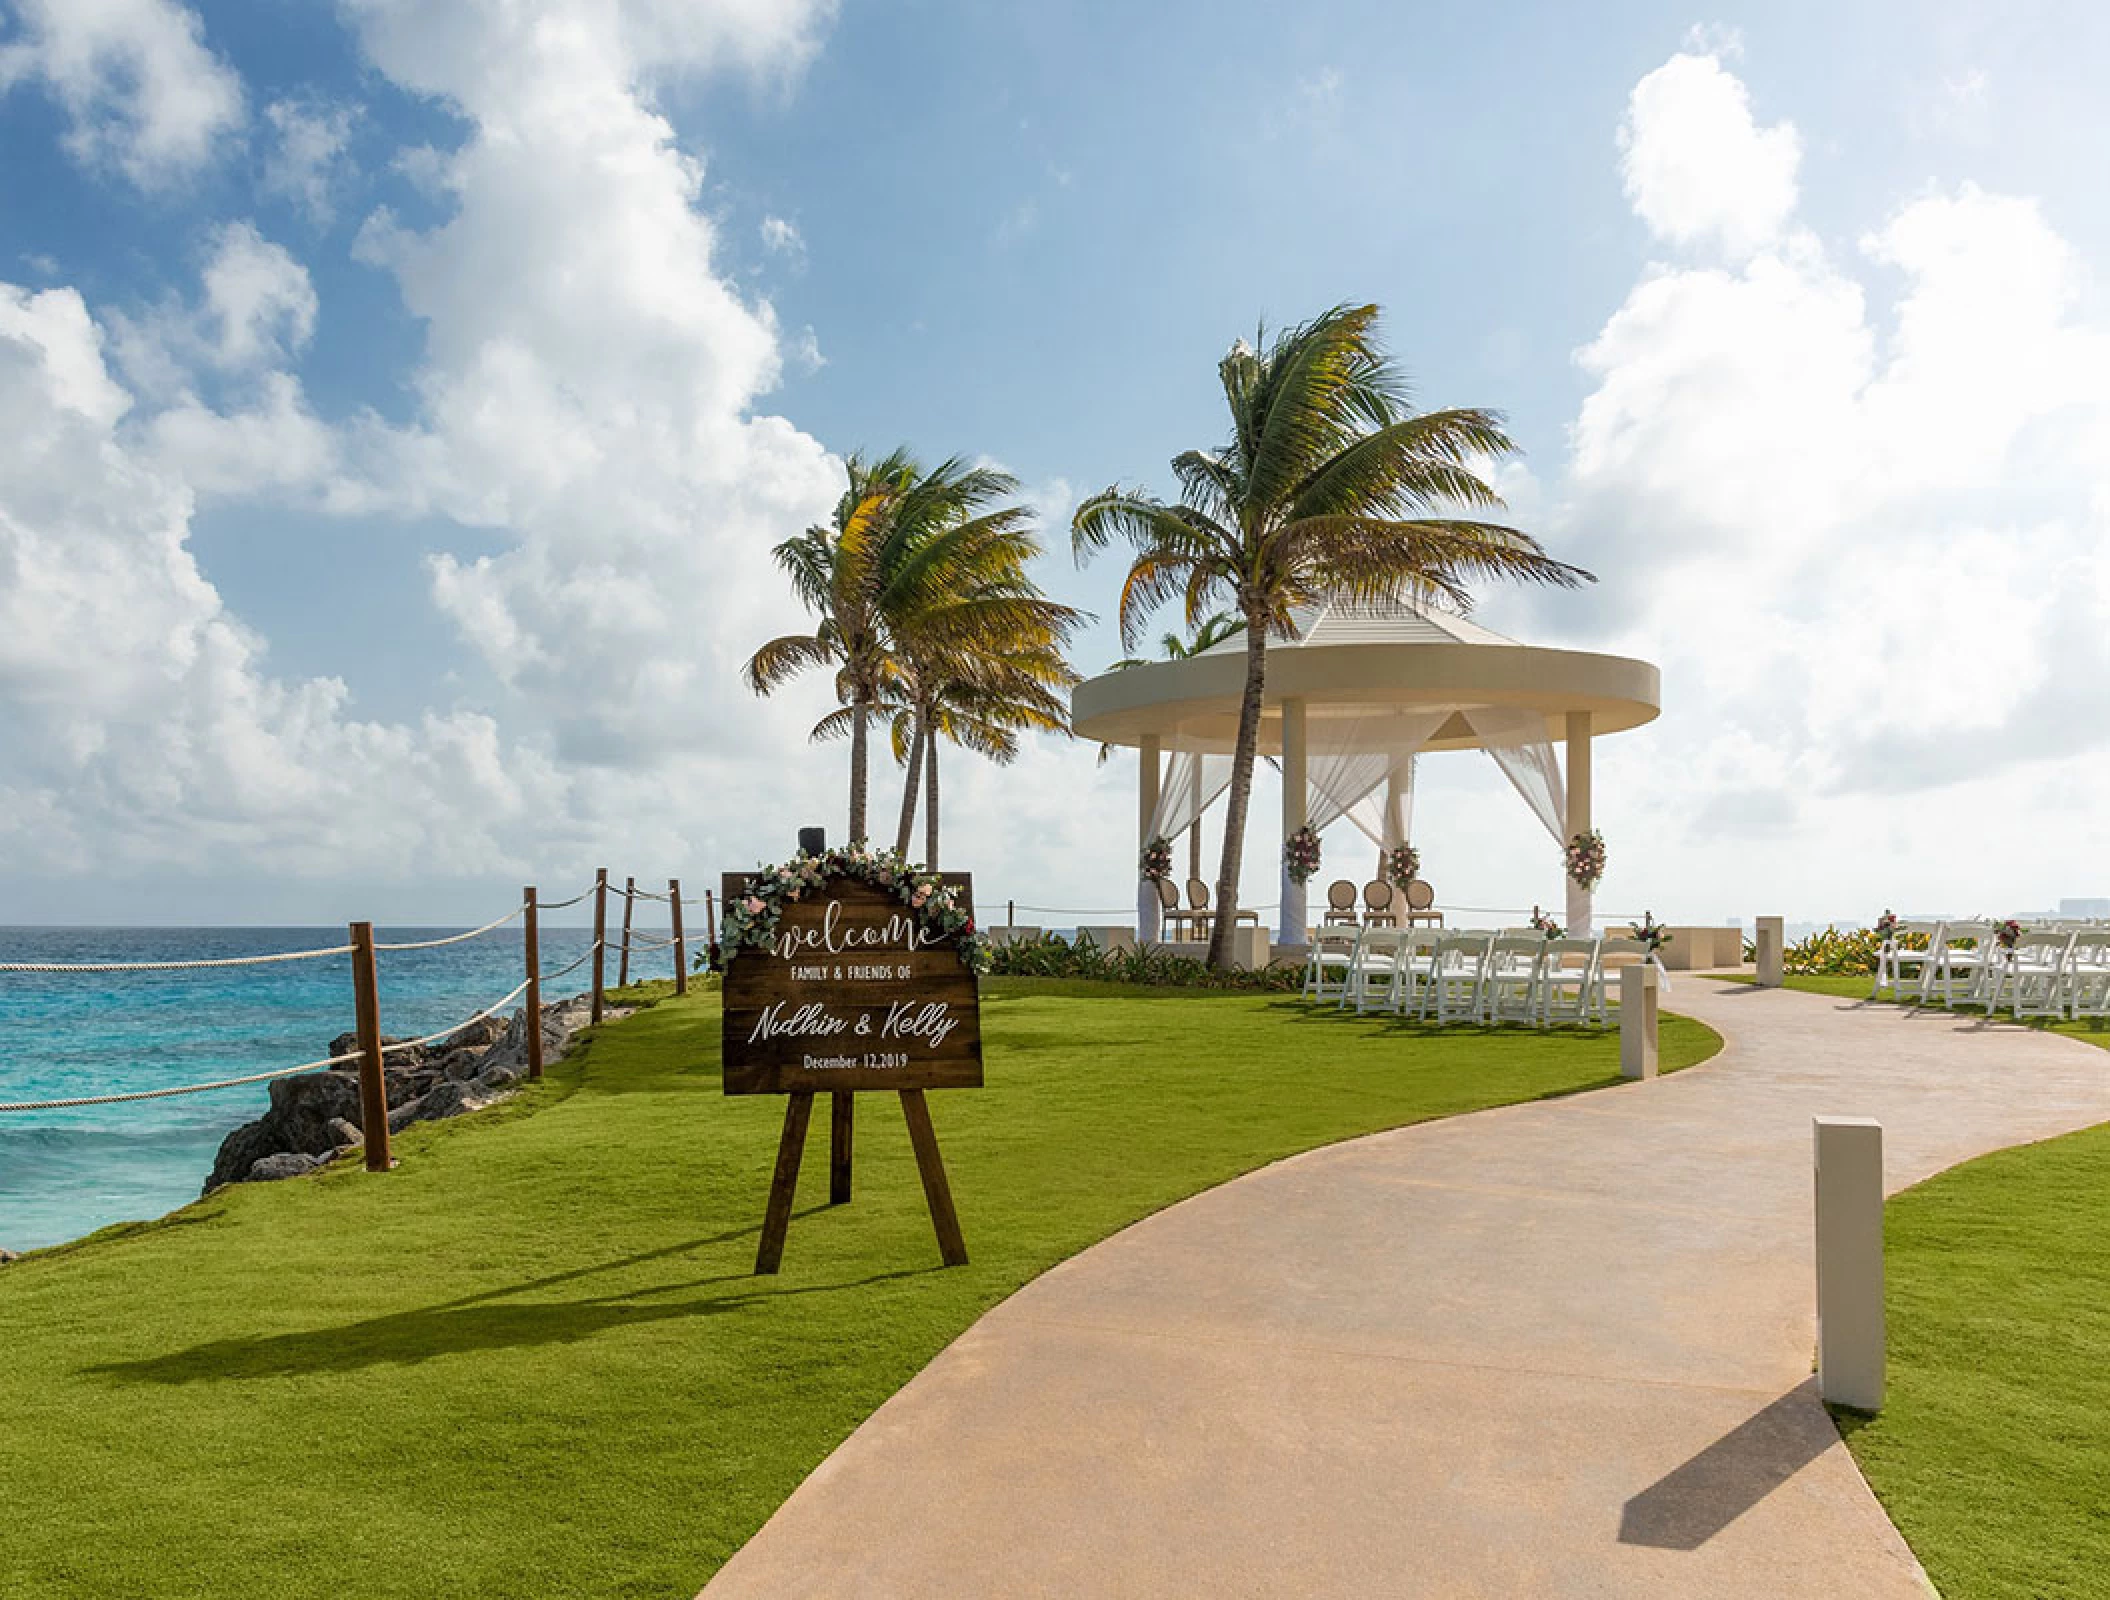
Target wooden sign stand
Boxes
[754,1087,965,1273]
[723,868,981,1276]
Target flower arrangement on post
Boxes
[1382,842,1420,891]
[1564,829,1607,890]
[1992,917,2022,951]
[1529,905,1563,938]
[1874,909,1898,942]
[717,843,990,975]
[1284,825,1322,885]
[1634,911,1673,956]
[1139,835,1174,883]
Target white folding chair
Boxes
[1589,938,1652,1028]
[1302,924,1359,1003]
[1538,937,1600,1027]
[1998,930,2075,1020]
[2068,929,2110,1021]
[1921,920,1994,1008]
[1483,934,1548,1026]
[1872,919,1941,1002]
[1424,932,1492,1025]
[1348,925,1413,1014]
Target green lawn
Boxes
[1707,972,2110,1052]
[1707,973,2110,1594]
[1835,1120,2110,1600]
[2,981,1717,1600]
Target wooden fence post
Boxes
[619,875,636,988]
[670,878,688,996]
[591,867,608,1024]
[349,921,393,1173]
[522,886,544,1082]
[704,889,717,946]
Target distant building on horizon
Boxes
[2060,897,2110,917]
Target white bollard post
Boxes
[1756,916,1785,987]
[1619,964,1658,1080]
[1814,1116,1884,1412]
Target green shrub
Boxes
[986,932,1304,991]
[1783,925,1928,977]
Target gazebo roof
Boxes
[1073,594,1660,756]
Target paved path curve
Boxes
[705,982,2110,1598]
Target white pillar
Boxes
[1619,964,1659,1079]
[1756,915,1785,986]
[1279,698,1307,948]
[1814,1116,1885,1412]
[1565,710,1593,936]
[1137,734,1162,942]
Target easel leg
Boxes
[899,1089,968,1266]
[830,1091,853,1205]
[755,1091,814,1275]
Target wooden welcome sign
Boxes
[721,863,982,1274]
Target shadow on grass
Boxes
[84,1208,942,1385]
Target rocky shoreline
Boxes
[203,993,613,1192]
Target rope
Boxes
[374,903,525,951]
[624,935,679,953]
[538,942,601,984]
[0,943,354,974]
[1013,905,1137,917]
[0,1052,362,1112]
[535,883,597,911]
[0,975,536,1114]
[625,885,671,902]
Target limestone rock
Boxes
[246,1151,324,1182]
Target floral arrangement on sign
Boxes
[718,844,989,975]
[1992,917,2023,951]
[1529,906,1563,938]
[1382,842,1421,891]
[1284,825,1322,885]
[1563,829,1607,890]
[1633,911,1673,956]
[1874,909,1898,941]
[1139,835,1174,883]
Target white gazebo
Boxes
[1070,596,1662,949]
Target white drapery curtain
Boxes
[1304,710,1448,838]
[1457,706,1565,845]
[1146,751,1233,846]
[1345,754,1415,849]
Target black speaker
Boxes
[797,826,826,856]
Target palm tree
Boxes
[1074,303,1592,967]
[887,637,1078,865]
[746,451,1038,844]
[1107,609,1246,672]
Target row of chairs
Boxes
[1151,877,1262,940]
[1875,920,2110,1021]
[1320,878,1440,928]
[1303,925,1658,1028]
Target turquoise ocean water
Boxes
[0,924,666,1253]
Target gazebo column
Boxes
[1279,698,1307,948]
[1137,734,1162,941]
[1565,710,1593,936]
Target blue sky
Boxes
[2,0,2107,927]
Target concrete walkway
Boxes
[704,983,2110,1598]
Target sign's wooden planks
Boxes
[720,873,983,1095]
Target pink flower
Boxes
[744,896,764,915]
[911,886,931,907]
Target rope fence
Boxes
[0,867,705,1175]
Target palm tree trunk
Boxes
[1209,622,1268,969]
[894,721,926,858]
[923,730,941,869]
[848,703,870,844]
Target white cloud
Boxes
[109,221,317,398]
[261,95,359,222]
[760,213,805,264]
[1502,49,2110,922]
[0,0,243,188]
[0,283,570,880]
[1618,49,1800,259]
